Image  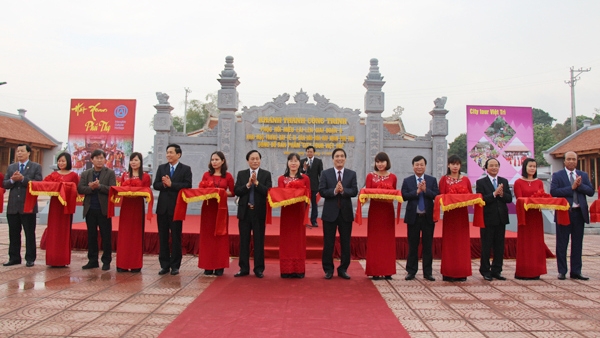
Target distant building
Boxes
[0,109,62,177]
[544,119,600,192]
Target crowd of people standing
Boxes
[2,143,595,283]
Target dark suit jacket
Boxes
[401,174,439,225]
[475,175,512,227]
[78,166,117,217]
[318,167,358,223]
[3,161,42,214]
[550,169,594,224]
[300,157,323,191]
[234,168,272,220]
[152,162,193,216]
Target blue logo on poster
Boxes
[114,105,128,118]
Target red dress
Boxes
[514,178,547,278]
[198,172,234,270]
[365,173,397,277]
[44,171,80,266]
[117,172,151,270]
[439,176,473,278]
[278,174,311,276]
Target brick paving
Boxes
[1,219,600,336]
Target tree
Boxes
[533,124,556,165]
[532,108,555,126]
[149,93,219,133]
[551,114,597,142]
[448,133,467,171]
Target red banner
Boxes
[68,99,136,204]
[174,188,229,236]
[108,186,154,221]
[24,181,78,215]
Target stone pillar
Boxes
[153,92,174,179]
[217,56,240,173]
[429,97,449,179]
[363,58,386,175]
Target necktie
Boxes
[249,170,256,206]
[492,178,497,189]
[309,158,313,167]
[570,172,579,204]
[337,171,342,208]
[417,177,425,212]
[170,166,174,177]
[19,163,24,173]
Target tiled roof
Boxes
[0,112,58,148]
[550,127,600,156]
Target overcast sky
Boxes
[2,1,599,155]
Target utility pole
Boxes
[183,87,191,134]
[565,67,591,134]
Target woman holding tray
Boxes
[513,158,547,280]
[44,152,79,267]
[199,151,234,276]
[117,152,151,272]
[364,152,397,280]
[439,155,472,282]
[277,153,311,278]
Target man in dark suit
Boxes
[319,148,358,280]
[3,144,42,267]
[234,150,272,278]
[550,151,594,280]
[153,144,192,276]
[300,145,323,227]
[401,155,439,281]
[78,149,117,270]
[476,158,512,281]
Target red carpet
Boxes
[159,260,410,337]
[43,216,554,260]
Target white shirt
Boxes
[565,168,580,207]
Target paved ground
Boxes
[0,222,599,337]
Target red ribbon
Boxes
[433,193,485,228]
[174,188,228,236]
[108,186,154,221]
[266,187,311,225]
[355,188,403,225]
[24,181,78,215]
[516,197,570,226]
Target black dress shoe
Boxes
[82,262,99,270]
[515,275,540,280]
[442,276,455,282]
[384,275,393,280]
[424,275,436,281]
[234,271,249,277]
[131,268,141,273]
[338,271,351,279]
[170,268,179,275]
[102,263,110,271]
[2,261,21,267]
[324,272,333,279]
[25,261,34,267]
[491,273,506,281]
[204,270,214,275]
[455,277,467,282]
[255,272,264,278]
[570,273,589,281]
[483,275,493,281]
[214,269,224,276]
[372,276,382,280]
[557,273,566,280]
[116,267,127,272]
[312,223,319,227]
[405,274,416,280]
[158,268,170,275]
